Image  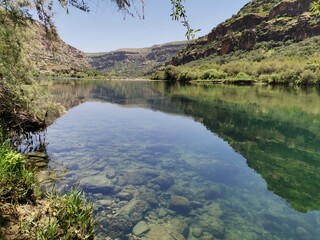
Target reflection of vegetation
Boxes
[47,80,166,109]
[48,80,320,212]
[165,84,320,212]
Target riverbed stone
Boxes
[117,191,133,201]
[26,151,49,169]
[192,227,203,238]
[295,226,312,240]
[98,199,113,206]
[143,223,186,240]
[123,169,160,185]
[207,203,223,218]
[158,208,168,218]
[202,233,214,240]
[132,221,150,236]
[105,168,116,179]
[106,199,151,238]
[26,151,47,159]
[169,195,192,214]
[136,187,158,206]
[151,173,175,190]
[200,185,223,200]
[170,218,189,236]
[80,175,115,194]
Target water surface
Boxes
[44,80,320,240]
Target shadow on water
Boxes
[45,79,320,239]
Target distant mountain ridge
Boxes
[87,41,188,76]
[171,0,319,65]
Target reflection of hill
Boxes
[49,80,320,212]
[165,84,320,213]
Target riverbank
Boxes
[0,129,94,239]
[151,36,320,86]
[0,79,95,239]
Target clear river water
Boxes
[41,80,320,240]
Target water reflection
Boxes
[45,80,320,239]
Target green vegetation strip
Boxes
[152,37,320,85]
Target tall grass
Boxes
[20,189,94,240]
[0,128,38,203]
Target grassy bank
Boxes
[0,128,94,239]
[151,37,320,85]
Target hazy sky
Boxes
[53,0,250,53]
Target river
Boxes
[42,80,320,240]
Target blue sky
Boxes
[53,0,250,53]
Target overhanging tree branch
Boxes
[0,0,199,39]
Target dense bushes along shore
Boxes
[152,37,320,85]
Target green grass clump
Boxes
[0,135,37,203]
[49,189,94,240]
[0,127,94,239]
[21,189,94,240]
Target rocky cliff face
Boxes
[172,0,319,65]
[28,22,90,74]
[88,42,188,76]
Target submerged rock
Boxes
[107,199,151,238]
[169,195,192,214]
[170,218,189,236]
[192,227,203,238]
[295,226,312,240]
[143,223,186,240]
[199,185,223,200]
[80,175,115,195]
[196,203,225,238]
[26,151,47,159]
[132,221,150,236]
[123,169,160,185]
[26,151,49,169]
[105,169,116,179]
[117,191,133,201]
[151,173,175,190]
[207,203,223,218]
[136,187,158,206]
[157,208,168,218]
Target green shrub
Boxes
[279,68,299,83]
[258,74,271,83]
[178,71,199,81]
[235,72,252,80]
[299,70,317,85]
[151,70,167,80]
[201,69,227,79]
[268,73,281,84]
[162,66,181,81]
[0,140,37,203]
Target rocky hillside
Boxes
[88,41,188,76]
[172,0,319,65]
[28,21,90,74]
